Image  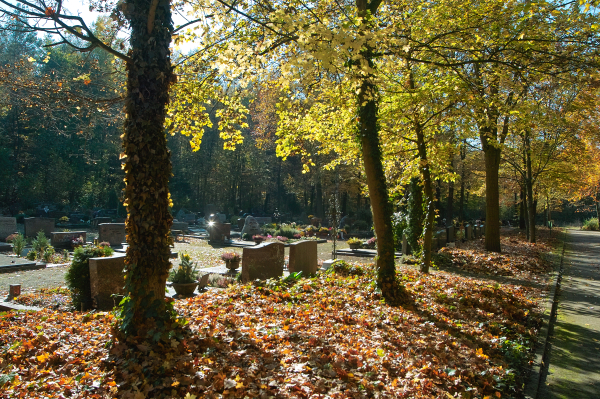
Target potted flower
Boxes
[253,235,266,244]
[347,237,362,250]
[221,251,241,272]
[305,225,316,237]
[276,235,288,242]
[169,253,199,297]
[318,227,330,237]
[71,236,85,249]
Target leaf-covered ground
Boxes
[1,231,555,398]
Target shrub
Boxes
[169,253,198,284]
[11,233,26,256]
[332,260,365,276]
[31,231,50,254]
[65,245,114,310]
[26,250,37,261]
[275,224,301,239]
[42,246,55,263]
[582,218,599,231]
[242,233,252,241]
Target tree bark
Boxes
[446,157,454,224]
[459,141,466,222]
[355,0,407,304]
[483,143,502,252]
[525,129,536,243]
[415,122,435,273]
[121,0,175,338]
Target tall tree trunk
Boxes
[446,158,455,224]
[519,188,526,230]
[525,129,536,243]
[459,140,466,222]
[355,0,407,304]
[121,0,175,338]
[315,175,323,218]
[482,143,502,252]
[415,121,434,273]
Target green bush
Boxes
[11,233,25,256]
[582,218,599,231]
[275,224,301,239]
[65,245,114,310]
[26,250,37,261]
[31,231,50,255]
[42,246,55,263]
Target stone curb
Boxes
[524,230,567,399]
[0,300,42,312]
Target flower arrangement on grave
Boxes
[364,236,377,249]
[276,236,288,242]
[252,234,266,243]
[59,216,69,224]
[221,252,241,262]
[221,251,241,271]
[71,236,85,249]
[347,237,362,249]
[293,233,302,239]
[318,227,330,236]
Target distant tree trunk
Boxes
[121,0,175,338]
[315,176,323,218]
[459,141,466,222]
[446,157,455,224]
[525,129,536,243]
[436,181,443,225]
[519,188,526,230]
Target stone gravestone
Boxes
[241,242,285,283]
[92,217,112,227]
[465,224,473,240]
[0,217,17,241]
[51,231,86,248]
[89,254,126,310]
[208,222,231,242]
[446,225,455,243]
[216,213,227,223]
[436,230,447,247]
[473,225,480,238]
[241,216,262,238]
[171,222,189,232]
[401,234,411,255]
[288,240,318,275]
[98,223,126,246]
[24,217,55,238]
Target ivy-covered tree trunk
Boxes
[415,122,435,273]
[120,0,175,338]
[356,0,407,305]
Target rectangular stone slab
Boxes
[51,231,86,248]
[24,217,55,238]
[89,254,126,310]
[98,223,126,246]
[288,240,318,275]
[0,254,42,273]
[241,242,284,283]
[0,217,17,241]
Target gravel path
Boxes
[0,264,69,297]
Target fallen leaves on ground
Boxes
[12,287,73,312]
[438,230,556,279]
[0,261,543,398]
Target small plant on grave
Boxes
[26,250,37,261]
[42,246,55,263]
[31,231,50,255]
[169,253,198,284]
[221,252,241,262]
[59,216,69,224]
[318,227,330,235]
[11,233,26,256]
[252,234,266,242]
[65,244,114,310]
[5,233,18,243]
[276,235,289,242]
[305,225,316,233]
[293,233,302,239]
[242,232,252,241]
[275,224,301,239]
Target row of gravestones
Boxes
[88,240,319,310]
[402,223,486,255]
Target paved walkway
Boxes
[538,230,600,398]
